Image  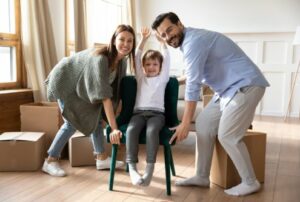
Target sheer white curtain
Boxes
[20,0,57,101]
[69,0,134,54]
[86,0,133,46]
[126,0,135,28]
[74,0,88,52]
[70,0,133,53]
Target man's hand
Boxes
[169,123,190,144]
[109,129,122,145]
[169,101,197,144]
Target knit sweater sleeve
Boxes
[76,55,113,104]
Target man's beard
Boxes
[167,32,184,48]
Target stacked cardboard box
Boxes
[210,130,267,188]
[203,94,213,107]
[20,102,65,157]
[202,85,214,107]
[0,132,45,171]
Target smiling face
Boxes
[156,18,184,48]
[143,58,161,77]
[114,31,134,59]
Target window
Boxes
[65,0,129,56]
[0,0,22,89]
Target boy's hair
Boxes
[142,50,164,70]
[152,12,180,30]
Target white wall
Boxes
[134,0,300,118]
[134,0,300,33]
[228,33,300,117]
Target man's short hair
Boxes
[151,12,180,30]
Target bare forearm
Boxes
[102,98,118,130]
[182,101,197,125]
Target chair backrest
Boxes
[164,77,179,127]
[116,76,179,127]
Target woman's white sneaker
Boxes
[42,160,66,177]
[96,157,124,170]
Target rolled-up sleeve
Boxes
[183,38,208,101]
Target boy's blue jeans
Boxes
[47,99,105,158]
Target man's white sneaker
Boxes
[42,160,66,177]
[96,157,124,170]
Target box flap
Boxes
[71,131,85,138]
[20,102,59,108]
[0,132,44,141]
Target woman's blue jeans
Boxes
[47,100,105,158]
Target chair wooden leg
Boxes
[169,148,176,176]
[126,163,129,172]
[109,144,118,191]
[163,145,171,195]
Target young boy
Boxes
[126,27,170,186]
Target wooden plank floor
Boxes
[0,116,300,202]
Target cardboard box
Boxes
[210,130,266,188]
[202,85,214,96]
[203,94,213,107]
[202,85,214,107]
[69,132,95,166]
[0,132,45,171]
[20,102,65,157]
[69,131,125,167]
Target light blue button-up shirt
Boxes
[180,27,269,110]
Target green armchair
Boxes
[106,75,179,195]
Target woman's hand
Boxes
[109,129,122,145]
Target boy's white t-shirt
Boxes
[134,48,170,112]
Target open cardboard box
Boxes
[0,132,45,171]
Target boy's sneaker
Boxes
[42,160,66,177]
[96,157,124,170]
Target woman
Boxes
[42,24,136,177]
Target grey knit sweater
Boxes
[45,48,127,135]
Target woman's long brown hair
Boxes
[94,24,136,73]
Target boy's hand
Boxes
[155,32,165,44]
[141,27,151,40]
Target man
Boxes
[152,12,269,196]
